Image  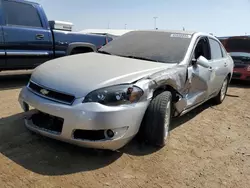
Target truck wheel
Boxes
[139,91,172,147]
[213,76,229,104]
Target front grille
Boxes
[234,64,247,69]
[73,130,105,141]
[30,111,64,134]
[232,72,242,78]
[28,81,75,105]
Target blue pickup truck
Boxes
[0,0,113,71]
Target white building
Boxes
[78,29,134,37]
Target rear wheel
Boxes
[213,76,229,104]
[139,91,172,147]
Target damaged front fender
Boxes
[148,65,188,92]
[135,64,189,116]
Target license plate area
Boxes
[30,111,64,134]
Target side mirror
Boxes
[196,56,210,68]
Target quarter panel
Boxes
[53,30,107,56]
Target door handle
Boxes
[36,34,44,40]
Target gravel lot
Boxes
[0,71,249,188]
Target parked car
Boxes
[18,30,234,151]
[218,36,250,80]
[0,0,112,71]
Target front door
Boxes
[185,37,213,109]
[2,0,53,69]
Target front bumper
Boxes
[18,87,149,150]
[232,69,250,80]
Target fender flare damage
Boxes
[144,65,189,114]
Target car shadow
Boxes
[170,101,212,131]
[0,100,223,176]
[0,113,122,176]
[0,71,31,90]
[123,101,214,157]
[229,79,250,89]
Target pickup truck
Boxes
[0,0,113,71]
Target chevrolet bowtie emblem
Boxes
[40,89,49,95]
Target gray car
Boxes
[18,30,234,151]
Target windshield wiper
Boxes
[122,55,159,62]
[98,50,112,55]
[97,52,160,63]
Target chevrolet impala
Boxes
[18,30,234,150]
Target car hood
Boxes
[31,52,176,98]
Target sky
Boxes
[33,0,250,37]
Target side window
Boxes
[209,38,223,59]
[3,0,42,28]
[193,37,211,60]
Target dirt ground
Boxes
[0,71,249,188]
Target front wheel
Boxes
[139,91,172,147]
[213,77,229,104]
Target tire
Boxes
[213,76,229,105]
[139,91,172,147]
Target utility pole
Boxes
[125,24,127,30]
[153,17,158,30]
[108,22,110,29]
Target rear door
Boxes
[207,38,227,96]
[2,0,53,69]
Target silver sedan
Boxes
[18,30,234,150]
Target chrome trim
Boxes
[27,81,75,105]
[29,80,74,96]
[6,51,49,56]
[0,52,6,55]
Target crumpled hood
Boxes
[31,52,176,98]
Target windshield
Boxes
[221,37,250,53]
[230,52,250,64]
[99,31,192,63]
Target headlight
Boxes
[83,84,144,106]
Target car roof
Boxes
[129,29,197,35]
